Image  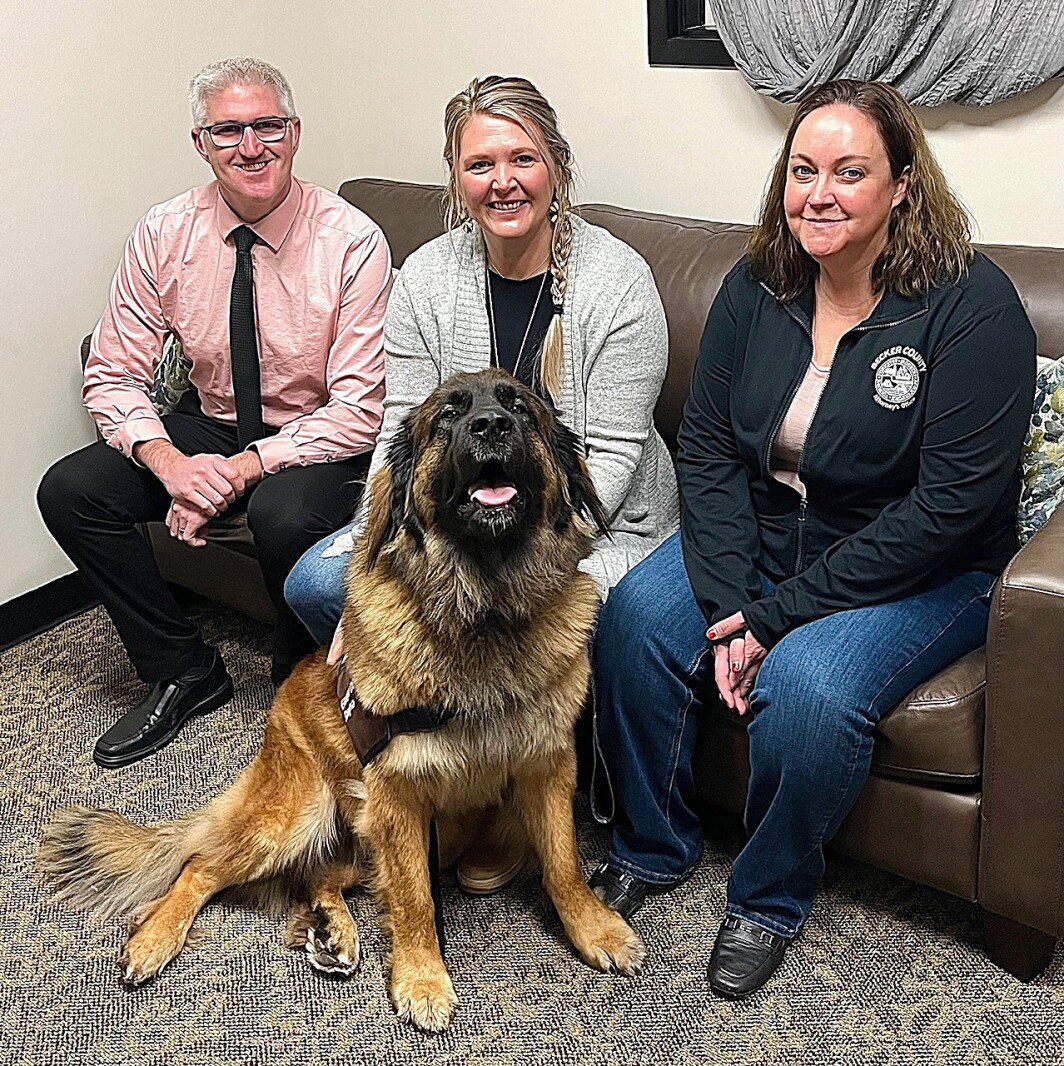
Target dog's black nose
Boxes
[468,406,515,444]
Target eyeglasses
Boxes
[199,116,295,149]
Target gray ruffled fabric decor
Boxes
[709,0,1064,106]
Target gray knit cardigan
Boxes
[335,215,679,597]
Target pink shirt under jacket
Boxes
[83,177,392,474]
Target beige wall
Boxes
[4,0,1063,604]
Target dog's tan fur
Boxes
[39,370,645,1032]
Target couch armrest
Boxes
[980,506,1064,936]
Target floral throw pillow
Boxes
[149,335,191,414]
[1018,356,1064,545]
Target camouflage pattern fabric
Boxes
[148,335,191,414]
[1019,357,1064,546]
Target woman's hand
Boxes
[327,624,345,666]
[708,611,767,716]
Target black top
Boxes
[676,253,1036,647]
[486,270,554,390]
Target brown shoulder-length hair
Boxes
[749,79,972,301]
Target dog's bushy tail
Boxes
[38,806,197,922]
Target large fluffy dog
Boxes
[40,369,645,1032]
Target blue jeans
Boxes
[595,531,996,938]
[283,521,355,646]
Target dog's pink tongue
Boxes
[471,485,517,506]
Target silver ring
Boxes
[178,525,186,534]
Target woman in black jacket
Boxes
[589,80,1036,998]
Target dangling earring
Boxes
[548,195,560,225]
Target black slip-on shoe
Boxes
[707,915,789,999]
[93,648,234,768]
[588,863,651,920]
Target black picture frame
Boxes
[647,0,735,68]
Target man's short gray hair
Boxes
[188,57,296,126]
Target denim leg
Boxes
[596,532,713,884]
[727,570,997,938]
[282,523,355,646]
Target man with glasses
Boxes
[38,57,392,767]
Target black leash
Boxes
[428,820,445,956]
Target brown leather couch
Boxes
[136,177,1064,980]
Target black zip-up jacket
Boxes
[676,253,1036,649]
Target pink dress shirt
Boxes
[83,177,392,474]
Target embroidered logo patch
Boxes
[871,346,926,410]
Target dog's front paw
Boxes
[569,902,647,977]
[117,926,185,987]
[285,904,361,977]
[390,964,458,1032]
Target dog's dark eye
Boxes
[436,390,472,428]
[510,397,539,428]
[497,386,535,426]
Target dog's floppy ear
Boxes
[549,415,609,536]
[364,414,423,569]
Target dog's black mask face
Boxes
[367,370,607,567]
[433,375,542,540]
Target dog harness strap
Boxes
[336,658,457,766]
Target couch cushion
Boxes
[147,520,274,624]
[870,647,985,785]
[176,511,258,552]
[701,646,985,789]
[338,178,446,268]
[980,244,1064,363]
[580,205,751,452]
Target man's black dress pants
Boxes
[38,393,367,684]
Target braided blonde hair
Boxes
[442,76,575,400]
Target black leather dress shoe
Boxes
[93,649,234,768]
[707,915,789,998]
[588,863,651,919]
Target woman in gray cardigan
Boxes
[287,75,676,624]
[284,74,677,887]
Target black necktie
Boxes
[229,225,265,449]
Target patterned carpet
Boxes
[4,604,1062,1066]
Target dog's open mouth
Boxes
[470,484,517,506]
[462,459,521,518]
